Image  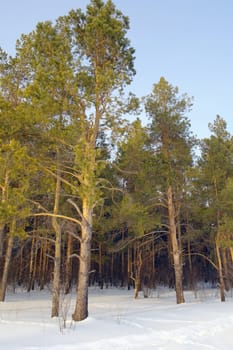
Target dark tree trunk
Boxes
[65,234,73,294]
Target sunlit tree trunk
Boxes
[167,186,185,304]
[131,242,142,299]
[72,200,92,321]
[0,225,5,259]
[215,242,225,302]
[221,248,230,291]
[51,174,62,317]
[0,220,16,301]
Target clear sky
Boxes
[1,0,233,139]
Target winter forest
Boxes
[1,0,233,325]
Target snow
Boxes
[1,286,233,349]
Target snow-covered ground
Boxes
[1,286,233,349]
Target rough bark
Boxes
[39,238,48,290]
[229,247,233,263]
[187,236,194,290]
[216,241,225,302]
[27,233,37,292]
[65,233,73,294]
[0,221,15,301]
[221,248,230,291]
[0,225,5,259]
[167,185,185,304]
[132,244,142,299]
[99,242,103,289]
[72,201,92,321]
[51,175,62,317]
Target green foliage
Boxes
[197,116,233,209]
[113,119,161,240]
[117,193,156,236]
[192,116,233,252]
[145,77,194,188]
[0,139,33,255]
[69,0,135,87]
[218,215,233,248]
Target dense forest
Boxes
[1,0,233,322]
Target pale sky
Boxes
[1,0,233,139]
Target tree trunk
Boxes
[98,242,103,289]
[31,235,39,290]
[215,203,225,302]
[51,231,61,317]
[127,247,131,290]
[65,233,73,294]
[229,247,233,263]
[0,224,5,259]
[221,248,230,291]
[187,235,194,290]
[0,221,15,301]
[132,244,142,299]
[167,186,185,304]
[216,241,225,302]
[39,238,48,290]
[51,175,62,318]
[27,233,37,292]
[72,201,92,321]
[111,253,114,286]
[151,241,155,287]
[121,228,126,287]
[16,244,24,286]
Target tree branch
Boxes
[45,253,55,261]
[113,163,138,175]
[26,199,49,213]
[39,164,78,191]
[66,229,81,243]
[69,253,80,261]
[34,213,82,228]
[67,199,84,222]
[188,252,218,271]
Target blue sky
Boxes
[1,0,233,139]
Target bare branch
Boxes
[66,230,81,243]
[69,253,80,261]
[113,163,138,175]
[99,185,124,193]
[109,230,167,253]
[60,168,82,183]
[34,213,82,228]
[67,199,84,222]
[45,253,55,261]
[188,252,218,271]
[39,164,78,191]
[38,236,55,244]
[26,199,49,213]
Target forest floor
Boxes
[1,285,233,349]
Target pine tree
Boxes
[145,77,194,304]
[195,116,233,300]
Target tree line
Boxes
[1,0,233,321]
